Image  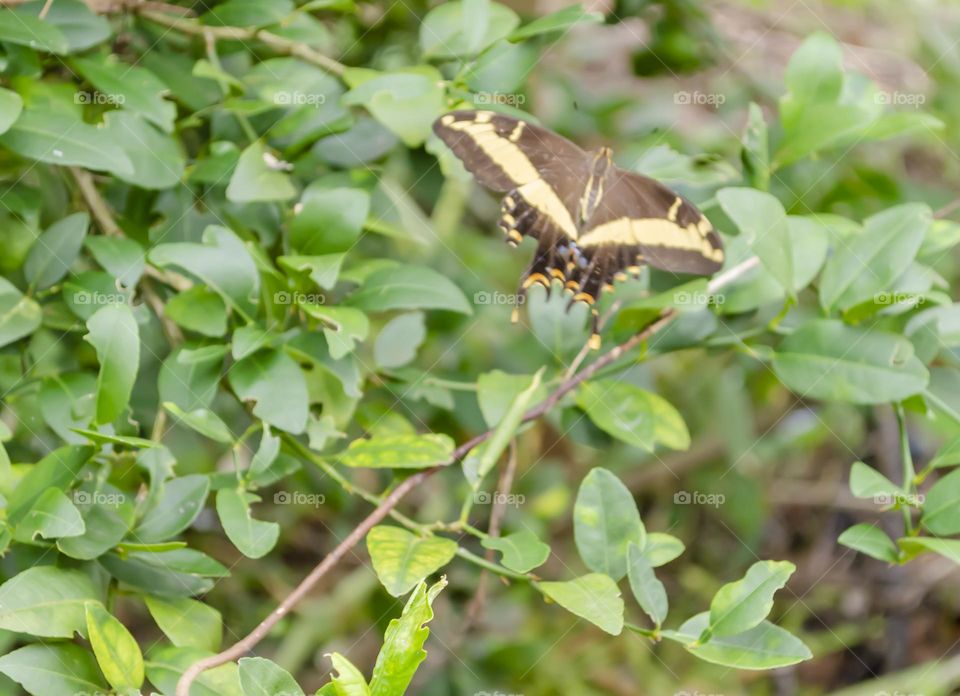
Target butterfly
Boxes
[432,109,724,347]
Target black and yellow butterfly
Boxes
[433,109,724,346]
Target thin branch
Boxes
[175,309,677,695]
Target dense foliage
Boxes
[0,0,958,694]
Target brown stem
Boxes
[175,309,676,695]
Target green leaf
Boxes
[328,652,371,696]
[0,106,133,174]
[248,427,280,479]
[717,187,793,296]
[781,31,843,120]
[278,254,345,291]
[339,433,453,469]
[642,532,685,567]
[15,488,84,540]
[301,305,369,360]
[928,435,960,470]
[706,560,795,638]
[289,187,369,255]
[343,71,446,147]
[136,473,210,542]
[369,578,446,696]
[477,369,547,427]
[216,488,280,559]
[164,402,235,444]
[537,573,624,635]
[0,565,98,638]
[165,286,228,337]
[145,596,222,652]
[0,97,27,140]
[203,0,294,27]
[82,237,142,297]
[227,141,296,202]
[150,225,259,319]
[72,53,176,132]
[85,602,144,691]
[898,536,960,566]
[0,277,41,349]
[25,0,112,51]
[366,525,457,597]
[159,345,225,411]
[229,348,309,434]
[662,613,811,669]
[0,643,107,696]
[819,204,931,312]
[772,320,929,404]
[374,312,426,369]
[848,461,901,501]
[7,445,93,523]
[57,492,132,560]
[627,543,667,627]
[348,265,472,315]
[145,645,242,696]
[481,530,550,573]
[420,0,519,58]
[0,9,69,53]
[741,102,769,190]
[238,657,304,696]
[24,212,88,290]
[84,302,140,424]
[102,110,185,189]
[508,4,603,41]
[838,523,899,563]
[468,368,543,483]
[577,380,689,452]
[921,468,960,535]
[573,467,644,580]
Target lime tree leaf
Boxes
[477,369,547,427]
[343,71,445,147]
[481,530,550,573]
[6,445,93,522]
[24,212,88,290]
[921,468,960,535]
[661,613,811,670]
[819,203,931,312]
[229,348,309,434]
[366,525,457,597]
[0,277,42,349]
[216,488,280,559]
[0,565,99,638]
[227,141,296,203]
[578,380,689,452]
[420,0,519,59]
[627,543,667,627]
[238,657,304,696]
[717,187,793,296]
[15,488,84,540]
[278,254,345,291]
[774,102,870,168]
[84,303,139,425]
[838,524,899,563]
[159,346,225,411]
[328,652,370,696]
[848,461,901,500]
[0,106,133,174]
[369,578,446,696]
[772,320,929,404]
[898,536,960,565]
[145,596,222,652]
[164,402,234,444]
[165,286,228,337]
[466,368,543,484]
[509,4,603,41]
[339,433,453,469]
[72,53,176,132]
[102,110,185,189]
[536,573,624,635]
[144,645,242,696]
[136,473,210,542]
[0,643,107,696]
[0,87,22,135]
[290,187,369,255]
[374,312,426,369]
[301,305,369,360]
[0,9,69,53]
[203,0,294,27]
[573,467,644,580]
[149,225,259,319]
[706,560,795,639]
[348,265,472,315]
[23,0,112,52]
[85,602,144,691]
[642,532,685,567]
[929,435,960,470]
[741,102,769,190]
